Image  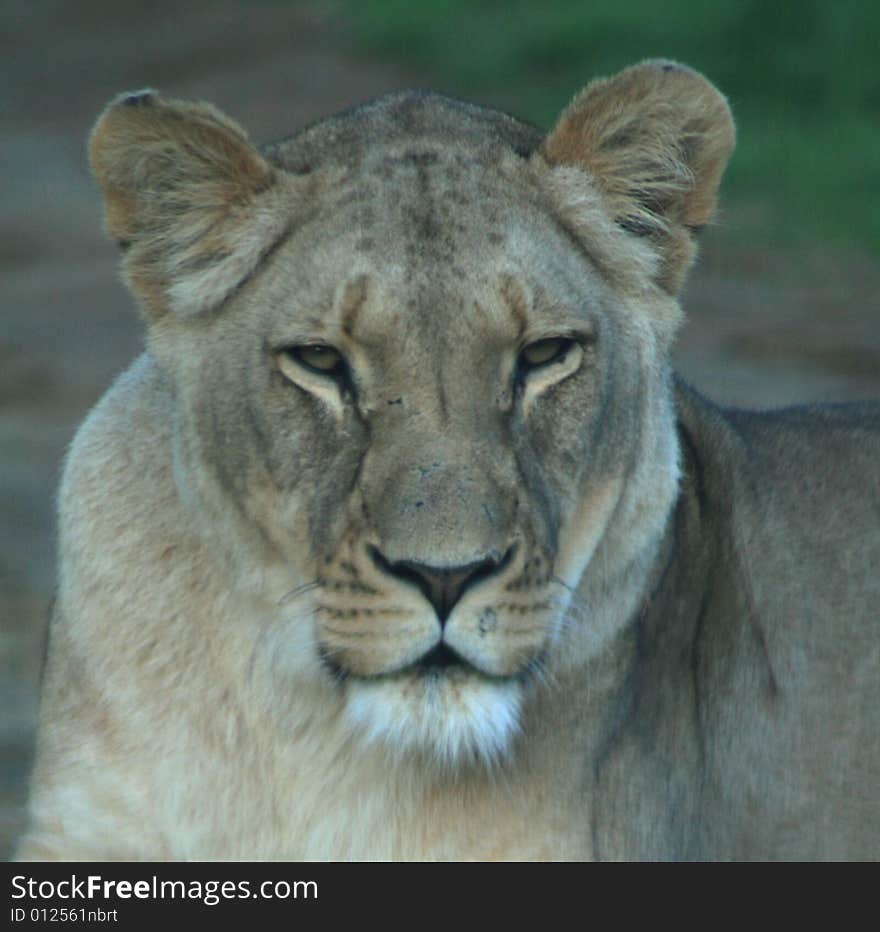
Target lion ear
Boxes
[541,60,735,294]
[89,90,293,319]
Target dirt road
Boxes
[2,0,878,859]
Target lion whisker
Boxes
[278,579,321,606]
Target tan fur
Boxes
[19,62,879,861]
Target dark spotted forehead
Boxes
[261,90,543,175]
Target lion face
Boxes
[89,65,733,764]
[167,156,662,764]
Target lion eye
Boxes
[285,344,344,374]
[519,338,573,370]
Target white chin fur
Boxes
[343,671,523,768]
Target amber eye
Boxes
[285,344,344,375]
[519,337,574,371]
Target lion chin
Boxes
[342,668,524,768]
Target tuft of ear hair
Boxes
[541,59,735,294]
[89,91,294,319]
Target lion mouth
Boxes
[321,638,533,687]
[320,640,484,682]
[413,642,468,675]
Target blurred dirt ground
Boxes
[2,1,879,859]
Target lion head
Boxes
[89,61,733,765]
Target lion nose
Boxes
[369,546,514,624]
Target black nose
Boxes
[369,547,513,624]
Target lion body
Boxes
[19,64,880,860]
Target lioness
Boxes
[19,61,879,860]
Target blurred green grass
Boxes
[344,0,880,254]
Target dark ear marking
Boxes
[617,216,655,238]
[121,90,155,107]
